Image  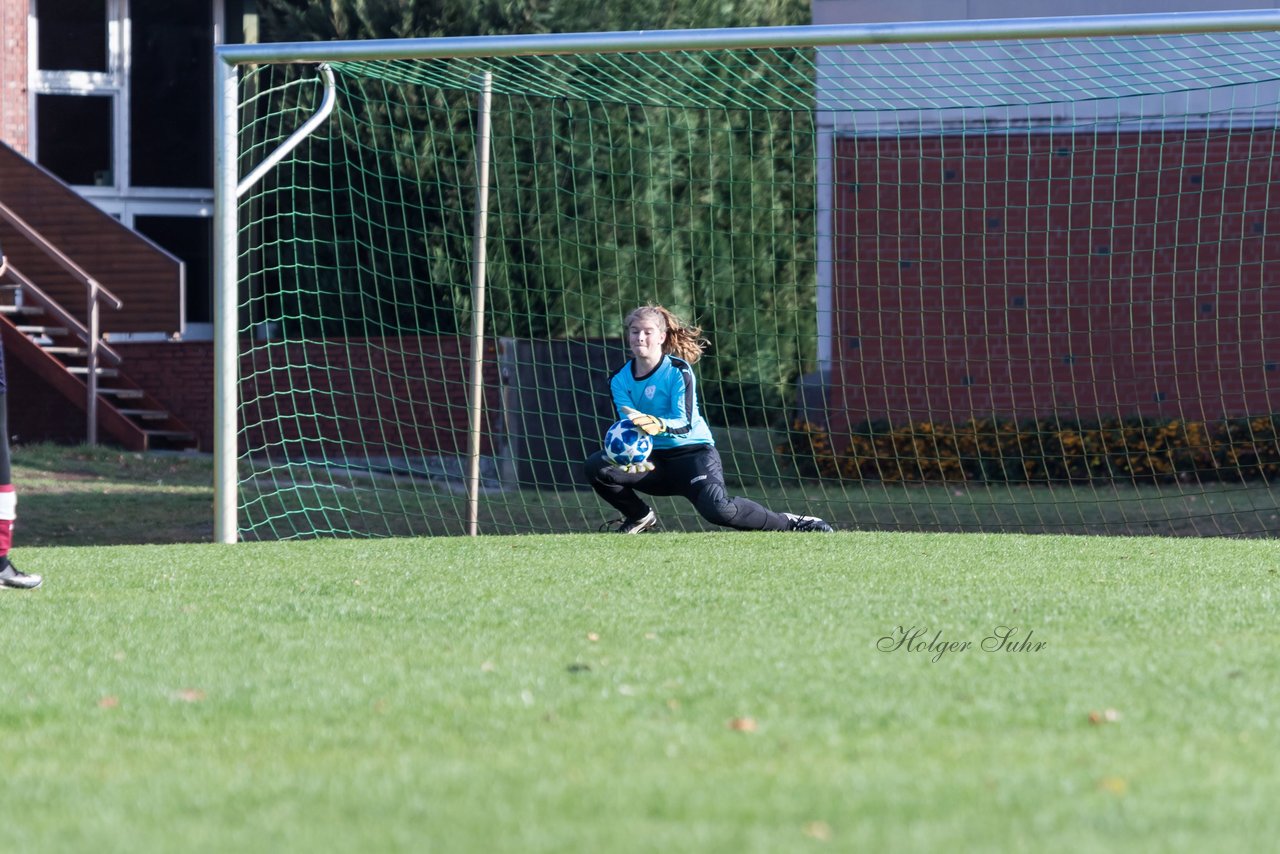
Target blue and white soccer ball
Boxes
[604,419,654,467]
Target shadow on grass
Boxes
[13,442,1280,544]
[14,443,214,547]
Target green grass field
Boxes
[4,528,1279,852]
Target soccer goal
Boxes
[215,10,1280,542]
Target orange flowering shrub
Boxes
[776,416,1280,483]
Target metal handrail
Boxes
[1,265,124,365]
[0,199,125,445]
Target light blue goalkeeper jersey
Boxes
[609,354,715,449]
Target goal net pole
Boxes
[213,52,239,544]
[466,72,495,536]
[214,60,340,543]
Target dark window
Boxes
[135,216,213,325]
[129,0,213,188]
[36,94,113,186]
[37,0,108,72]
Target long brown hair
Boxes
[624,304,707,364]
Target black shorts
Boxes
[585,442,724,502]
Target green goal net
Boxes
[221,15,1280,540]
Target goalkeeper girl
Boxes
[582,304,833,534]
[0,238,42,588]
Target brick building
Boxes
[813,0,1280,440]
[0,0,258,449]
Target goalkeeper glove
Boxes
[621,406,665,437]
[615,460,656,474]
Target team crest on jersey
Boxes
[644,386,656,400]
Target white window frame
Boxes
[28,0,226,338]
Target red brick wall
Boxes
[115,341,217,450]
[7,346,88,445]
[831,129,1280,440]
[236,337,499,459]
[0,0,28,153]
[115,337,500,457]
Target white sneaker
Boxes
[0,557,42,589]
[603,509,659,534]
[784,513,834,533]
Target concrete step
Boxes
[144,429,197,441]
[0,304,44,316]
[117,409,170,420]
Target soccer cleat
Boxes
[784,513,834,533]
[0,557,43,590]
[602,509,659,534]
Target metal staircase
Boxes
[0,249,198,452]
[1,141,196,451]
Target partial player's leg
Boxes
[0,392,41,589]
[681,447,833,532]
[685,447,790,530]
[582,449,662,532]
